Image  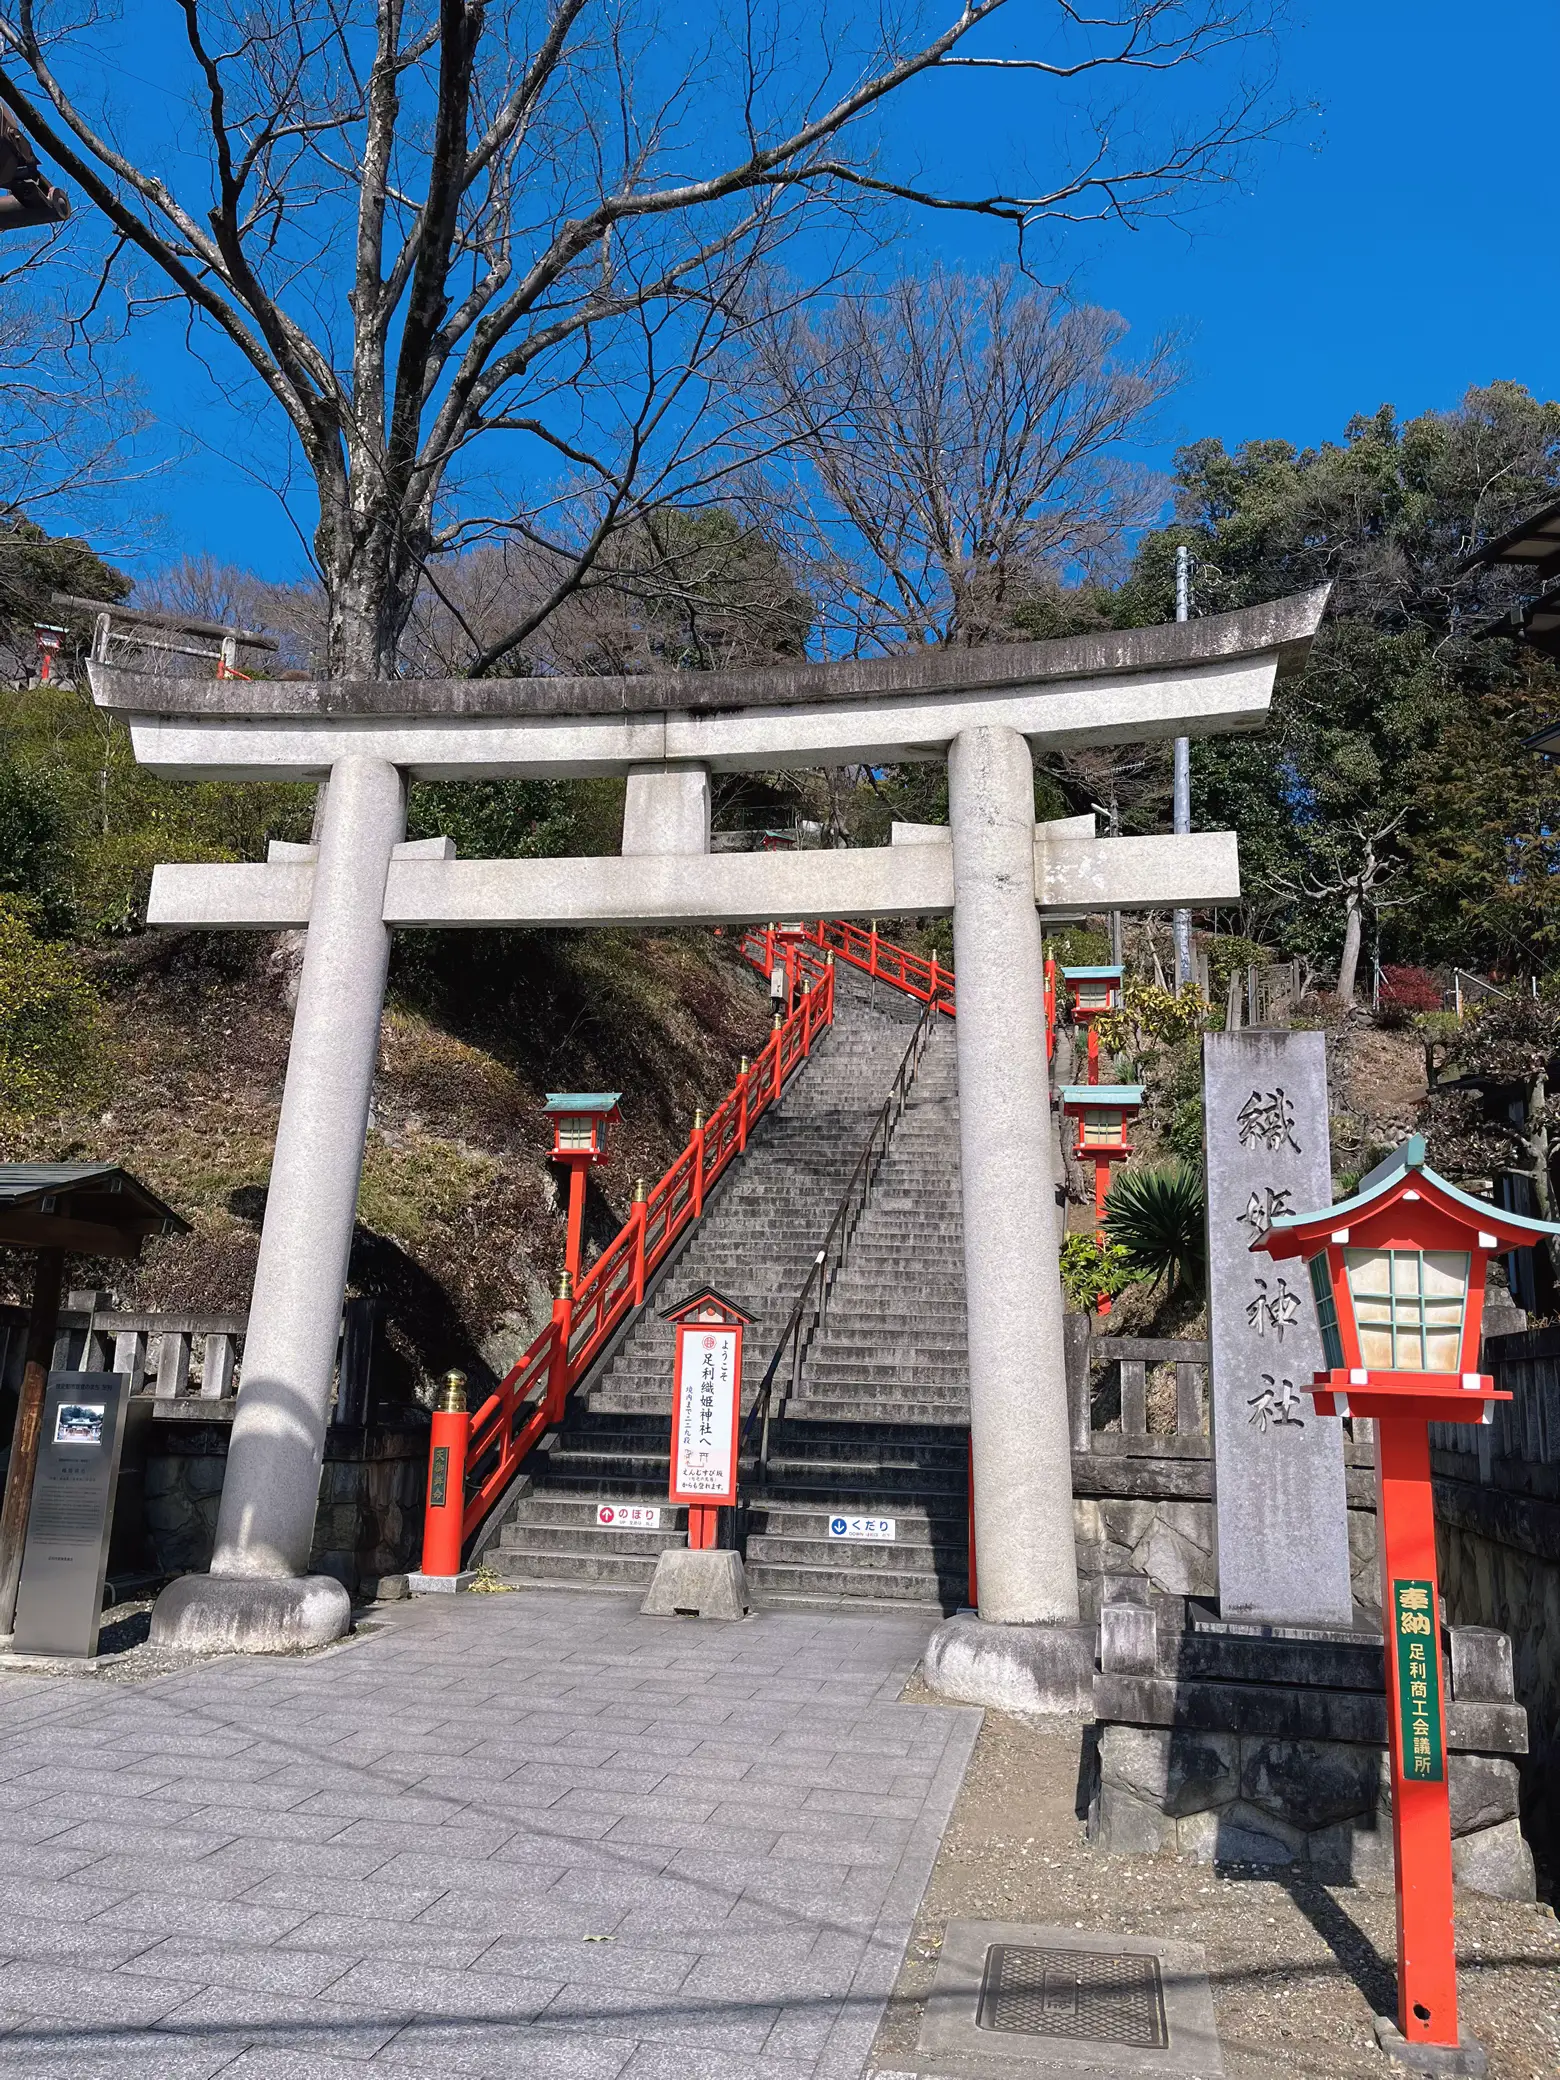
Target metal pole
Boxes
[1173,545,1193,990]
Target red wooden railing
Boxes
[738,920,955,1016]
[457,955,837,1543]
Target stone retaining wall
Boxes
[144,1416,429,1595]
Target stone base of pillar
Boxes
[640,1549,749,1620]
[921,1614,1094,1714]
[149,1572,352,1653]
[1372,2017,1487,2077]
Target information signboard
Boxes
[669,1324,741,1505]
[13,1372,131,1659]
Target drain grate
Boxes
[975,1944,1169,2048]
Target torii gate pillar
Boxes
[153,757,405,1651]
[948,726,1078,1626]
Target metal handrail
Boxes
[741,983,950,1479]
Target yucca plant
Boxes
[1103,1162,1206,1295]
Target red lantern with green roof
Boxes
[1255,1134,1559,2066]
[542,1092,622,1286]
[1059,1083,1144,1316]
[1059,964,1123,1083]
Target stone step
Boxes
[744,1557,961,1606]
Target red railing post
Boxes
[630,1178,648,1305]
[420,1369,471,1577]
[545,1271,572,1423]
[929,955,941,1007]
[737,1058,750,1151]
[800,982,813,1058]
[772,1018,784,1102]
[692,1110,706,1218]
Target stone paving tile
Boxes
[0,1589,976,2079]
[153,1984,413,2059]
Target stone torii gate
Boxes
[90,587,1327,1660]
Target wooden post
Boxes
[563,1157,589,1285]
[630,1180,648,1306]
[1377,1418,1460,2051]
[0,1247,64,1633]
[736,1060,750,1153]
[544,1272,573,1424]
[691,1111,706,1218]
[420,1371,470,1577]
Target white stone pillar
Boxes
[948,724,1079,1625]
[151,755,405,1651]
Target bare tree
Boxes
[745,269,1176,650]
[1267,809,1412,1007]
[0,0,1279,678]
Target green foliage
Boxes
[0,519,129,648]
[1104,1162,1207,1294]
[1094,978,1208,1065]
[1059,1230,1139,1311]
[0,682,313,933]
[1204,936,1270,993]
[406,777,624,861]
[1125,384,1560,973]
[1044,924,1113,969]
[0,897,100,1116]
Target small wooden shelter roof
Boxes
[0,1163,188,1257]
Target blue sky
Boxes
[96,0,1560,583]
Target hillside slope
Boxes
[0,926,772,1403]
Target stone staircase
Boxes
[491,964,973,1609]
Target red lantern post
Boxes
[1059,1084,1142,1314]
[1059,964,1123,1085]
[662,1287,754,1553]
[542,1092,622,1286]
[1256,1134,1557,2071]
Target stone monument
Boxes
[1202,1028,1353,1625]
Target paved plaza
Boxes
[0,1590,977,2079]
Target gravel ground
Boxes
[868,1698,1560,2080]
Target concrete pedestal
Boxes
[150,1572,351,1653]
[921,1614,1094,1714]
[150,755,405,1652]
[1373,2017,1487,2077]
[948,725,1079,1624]
[640,1548,749,1619]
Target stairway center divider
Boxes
[741,968,955,1482]
[452,917,959,1557]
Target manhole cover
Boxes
[976,1944,1169,2049]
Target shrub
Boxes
[1376,964,1442,1026]
[1104,1162,1206,1294]
[1059,1231,1138,1312]
[0,897,101,1116]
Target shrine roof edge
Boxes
[87,586,1330,722]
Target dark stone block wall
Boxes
[144,1416,430,1596]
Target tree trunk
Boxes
[1336,892,1363,1006]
